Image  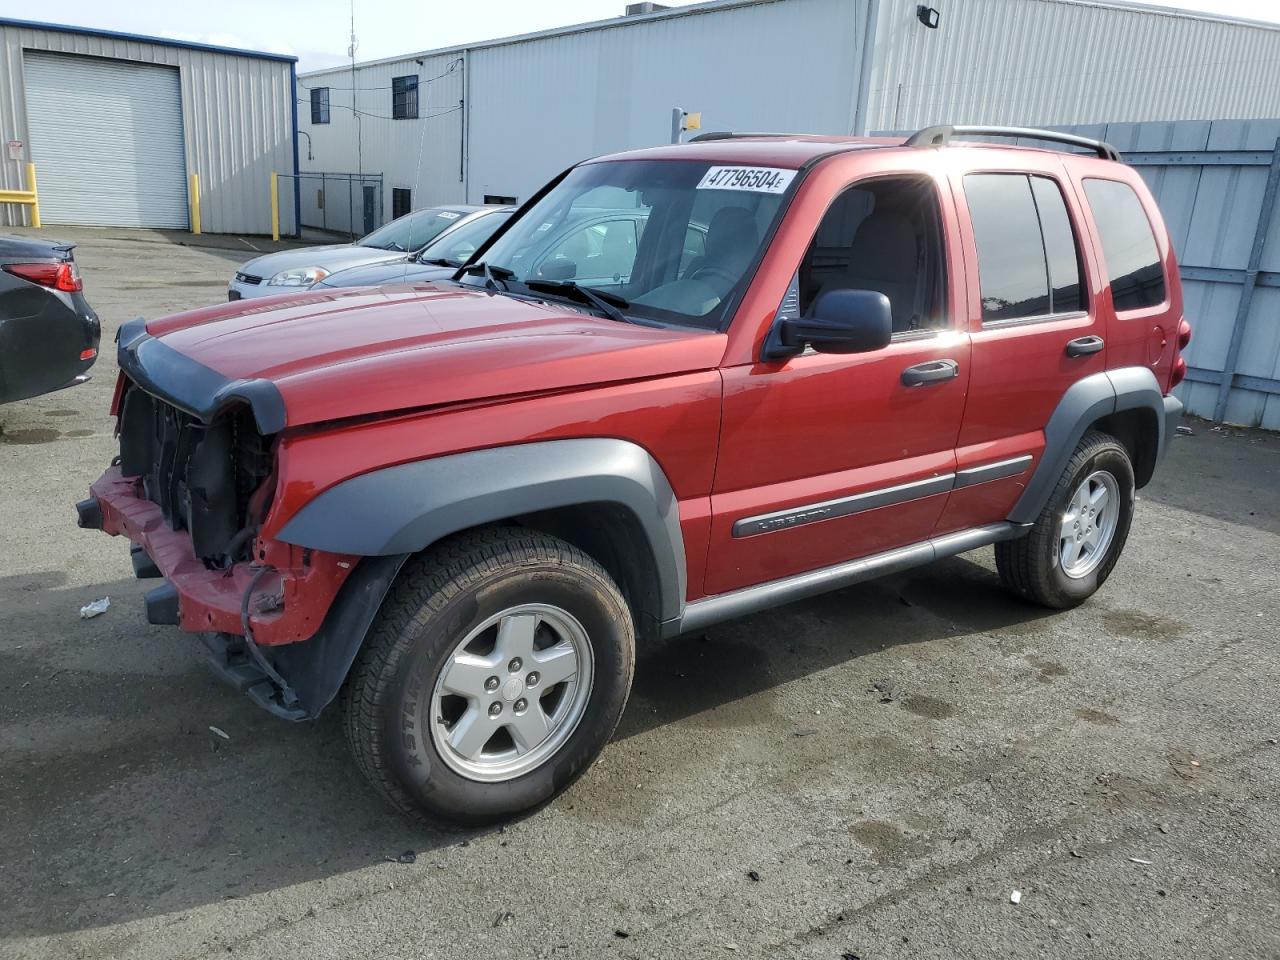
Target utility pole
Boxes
[350,0,362,179]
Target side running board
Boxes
[668,522,1027,637]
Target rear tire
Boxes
[341,527,635,826]
[996,430,1135,609]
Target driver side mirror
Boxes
[769,289,893,358]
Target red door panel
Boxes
[934,154,1108,535]
[707,332,970,596]
[940,430,1045,534]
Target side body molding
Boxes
[277,438,688,622]
[1009,366,1168,524]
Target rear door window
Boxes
[963,173,1085,322]
[1082,178,1166,311]
[1031,177,1084,314]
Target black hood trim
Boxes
[117,317,287,434]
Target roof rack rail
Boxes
[905,125,1122,162]
[687,131,809,142]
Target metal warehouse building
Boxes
[0,18,298,234]
[298,0,1280,228]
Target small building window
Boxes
[392,75,418,120]
[483,194,518,205]
[392,188,412,220]
[310,87,330,124]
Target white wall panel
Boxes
[298,49,466,222]
[466,0,867,203]
[299,0,869,211]
[867,0,1280,131]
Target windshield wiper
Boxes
[524,279,630,324]
[454,261,513,290]
[419,257,461,267]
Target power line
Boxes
[297,58,463,92]
[297,101,463,123]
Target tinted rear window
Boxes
[1083,178,1166,311]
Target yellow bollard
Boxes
[270,172,280,242]
[26,162,40,229]
[0,163,40,227]
[189,172,201,234]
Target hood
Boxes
[139,284,727,429]
[237,244,406,281]
[314,260,455,289]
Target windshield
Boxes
[360,208,468,252]
[419,210,512,265]
[461,159,796,329]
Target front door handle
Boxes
[901,359,959,386]
[1065,335,1105,358]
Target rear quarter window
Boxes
[1082,178,1166,311]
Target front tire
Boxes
[341,527,635,825]
[996,430,1135,609]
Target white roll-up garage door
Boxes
[23,52,188,228]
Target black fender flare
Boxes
[277,438,688,621]
[1009,366,1168,525]
[267,552,410,719]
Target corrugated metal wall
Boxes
[301,0,1280,216]
[867,0,1280,131]
[0,22,296,235]
[298,49,465,219]
[298,0,870,212]
[466,0,869,203]
[1046,120,1280,429]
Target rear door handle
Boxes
[1065,335,1105,357]
[901,359,959,386]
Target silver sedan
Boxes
[227,205,497,300]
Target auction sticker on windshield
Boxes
[697,166,797,194]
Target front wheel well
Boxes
[495,503,664,644]
[1091,407,1160,488]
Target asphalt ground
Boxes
[1,226,1277,960]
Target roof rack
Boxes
[905,125,1122,162]
[687,131,811,142]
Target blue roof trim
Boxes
[0,17,298,63]
[290,63,301,239]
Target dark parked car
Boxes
[314,206,514,290]
[0,235,99,404]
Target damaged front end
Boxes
[76,318,386,720]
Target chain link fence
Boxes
[281,172,384,240]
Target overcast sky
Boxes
[0,0,1277,73]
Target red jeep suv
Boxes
[78,126,1188,824]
